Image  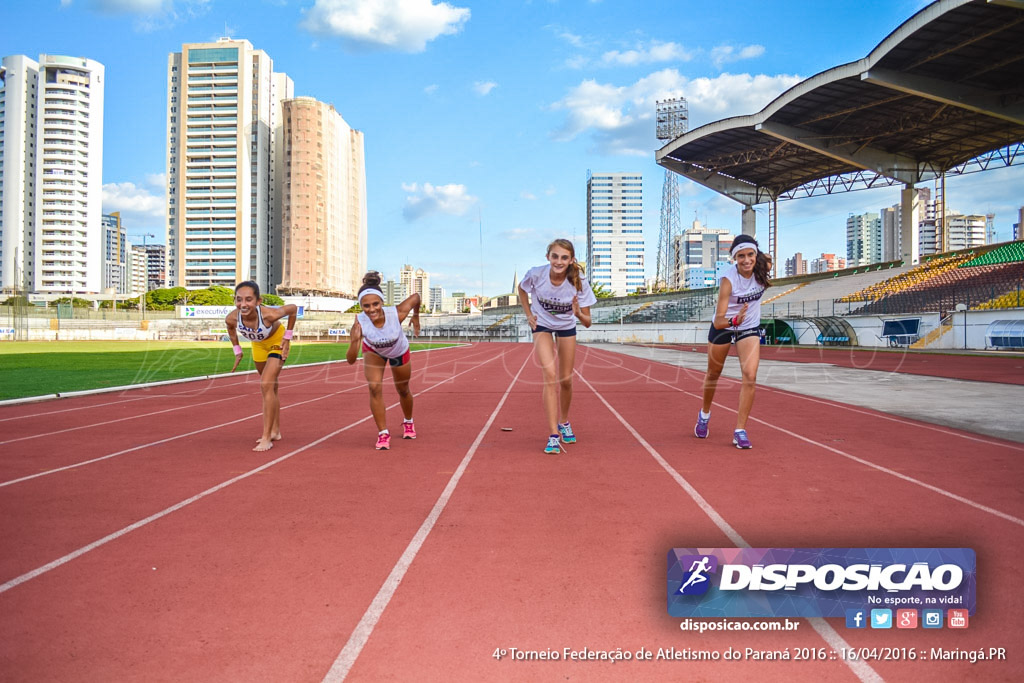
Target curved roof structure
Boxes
[656,0,1024,206]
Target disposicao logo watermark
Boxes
[667,548,975,618]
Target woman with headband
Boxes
[346,271,421,450]
[694,234,771,449]
[226,280,299,452]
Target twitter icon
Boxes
[870,609,893,629]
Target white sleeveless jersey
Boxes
[236,306,276,341]
[357,306,410,358]
[721,264,765,330]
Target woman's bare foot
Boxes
[253,438,275,452]
[254,433,282,445]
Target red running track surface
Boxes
[0,343,1021,682]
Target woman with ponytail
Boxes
[226,280,299,452]
[346,271,421,450]
[517,239,597,454]
[694,234,771,449]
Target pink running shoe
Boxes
[375,432,391,450]
[402,421,417,439]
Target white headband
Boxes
[731,242,758,258]
[358,288,384,303]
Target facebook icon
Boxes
[845,608,867,629]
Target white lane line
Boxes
[586,347,1024,528]
[597,345,1024,451]
[0,349,506,594]
[0,347,495,488]
[0,394,240,445]
[0,359,343,422]
[321,352,531,683]
[574,368,883,683]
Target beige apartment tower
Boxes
[278,97,366,297]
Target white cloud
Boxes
[601,40,693,66]
[103,180,166,234]
[520,191,537,201]
[144,172,166,188]
[301,0,470,53]
[499,228,535,240]
[473,80,497,96]
[103,181,165,216]
[551,69,801,156]
[710,43,766,69]
[402,182,477,220]
[424,84,439,95]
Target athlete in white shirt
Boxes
[694,235,771,449]
[346,271,421,450]
[226,280,299,452]
[518,239,597,454]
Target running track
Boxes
[1,343,1020,682]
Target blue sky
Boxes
[4,0,1021,295]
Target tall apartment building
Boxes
[166,38,293,291]
[278,97,365,297]
[429,286,444,312]
[586,172,644,296]
[673,219,732,289]
[846,212,882,267]
[809,253,847,273]
[1014,207,1023,241]
[399,264,430,310]
[785,252,807,277]
[142,243,166,290]
[944,213,988,251]
[1,54,104,294]
[101,212,127,294]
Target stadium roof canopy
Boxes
[656,0,1024,206]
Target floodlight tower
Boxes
[656,98,688,289]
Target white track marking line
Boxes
[586,347,1024,528]
[0,347,495,488]
[574,368,883,683]
[322,352,530,683]
[0,349,506,594]
[602,345,1024,451]
[0,394,241,445]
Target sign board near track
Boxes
[328,329,348,336]
[179,305,304,318]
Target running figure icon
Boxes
[678,556,712,594]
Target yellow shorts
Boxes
[250,325,286,363]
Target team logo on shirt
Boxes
[366,336,399,349]
[735,288,764,304]
[537,295,573,314]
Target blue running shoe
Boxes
[733,429,752,449]
[558,422,576,444]
[544,434,561,454]
[694,412,710,439]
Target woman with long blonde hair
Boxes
[517,239,597,454]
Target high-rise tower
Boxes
[165,38,293,291]
[1,54,104,294]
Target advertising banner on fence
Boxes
[668,547,975,618]
[178,305,304,319]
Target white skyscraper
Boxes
[586,172,644,296]
[1,54,104,294]
[166,38,293,291]
[846,212,882,267]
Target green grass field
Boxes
[0,341,456,401]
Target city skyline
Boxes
[4,1,1021,297]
